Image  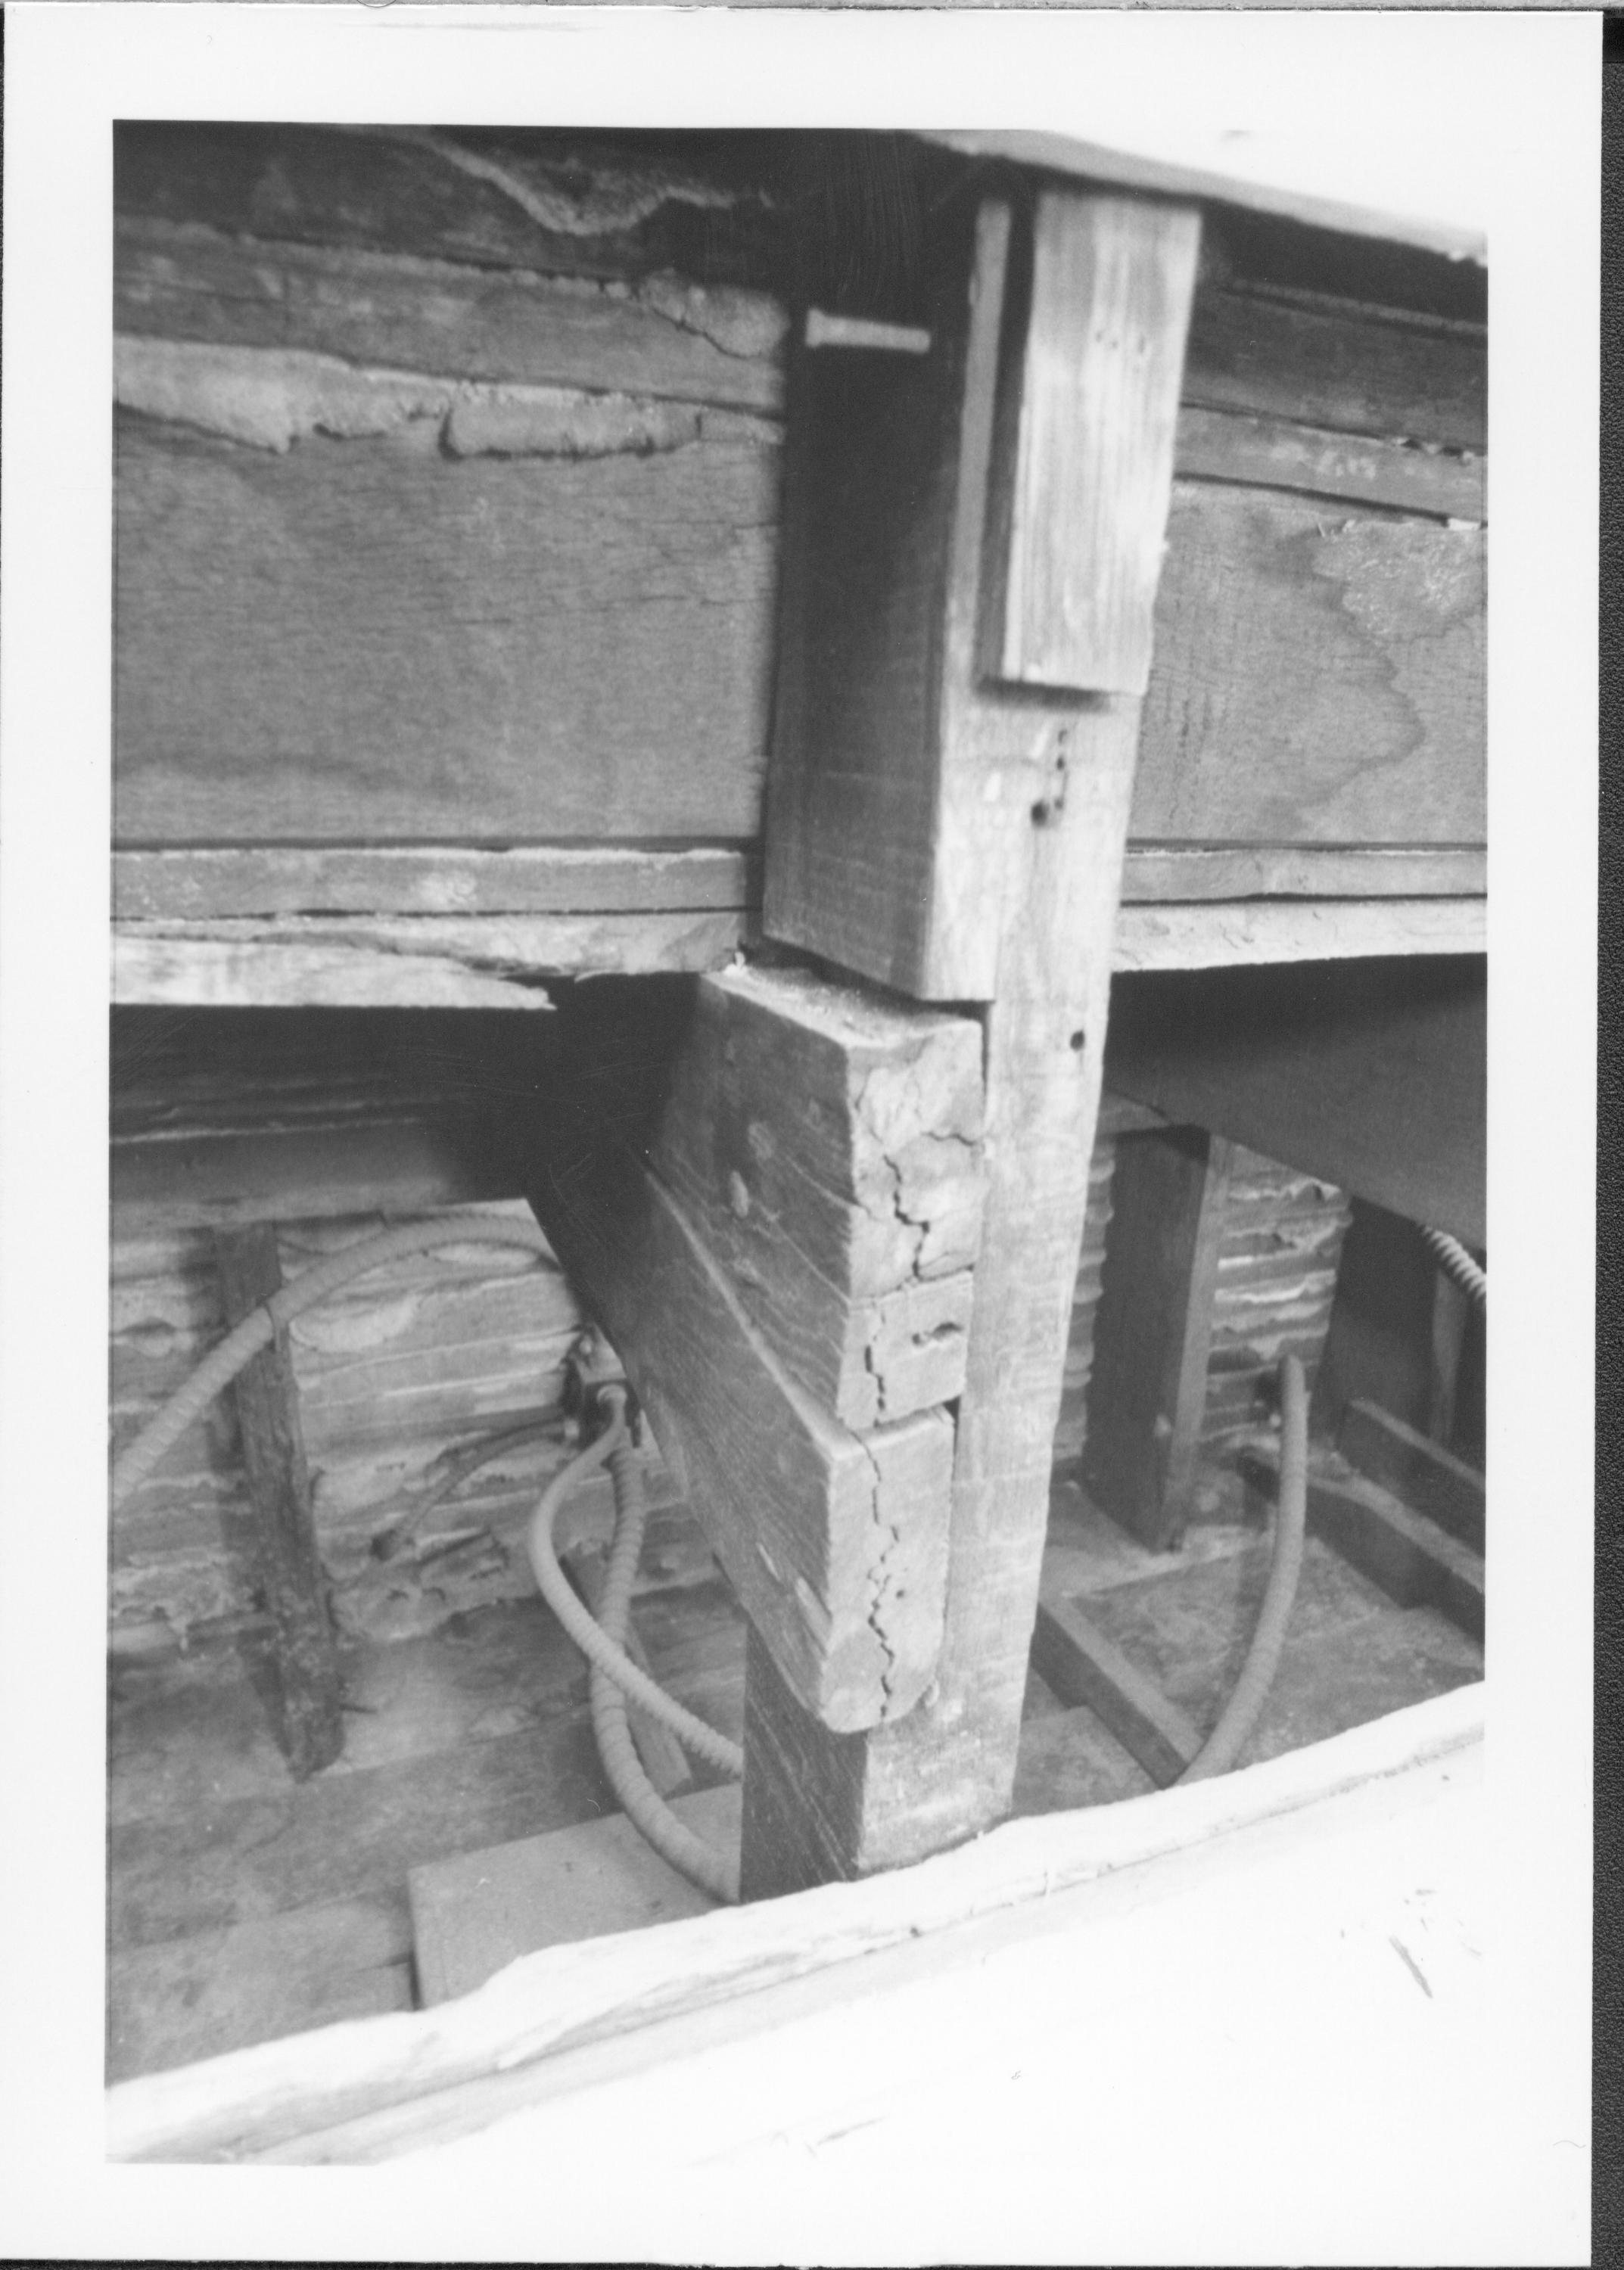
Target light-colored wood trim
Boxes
[104,1682,1483,2165]
[1120,844,1486,903]
[1174,406,1482,522]
[1111,898,1486,971]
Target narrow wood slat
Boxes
[1119,844,1486,903]
[1174,404,1482,522]
[1112,898,1486,970]
[1030,1584,1201,1787]
[1339,1399,1485,1556]
[213,1227,344,1779]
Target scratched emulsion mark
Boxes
[1389,1933,1435,1999]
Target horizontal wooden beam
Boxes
[1031,1578,1201,1787]
[111,1119,520,1232]
[1110,898,1486,972]
[1340,1399,1485,1556]
[112,914,751,1008]
[1118,845,1485,904]
[113,847,758,922]
[1241,1444,1484,1643]
[1174,406,1482,524]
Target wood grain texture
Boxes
[1084,1128,1234,1551]
[114,847,757,922]
[114,414,779,846]
[651,964,984,1429]
[1174,405,1482,522]
[746,188,1199,1891]
[1134,482,1485,847]
[1104,958,1486,1248]
[1118,844,1486,903]
[113,1118,518,1231]
[1110,899,1487,970]
[213,1227,344,1778]
[116,217,788,413]
[1184,287,1486,450]
[527,1102,952,1734]
[1340,1400,1485,1556]
[981,193,1200,695]
[114,914,749,1008]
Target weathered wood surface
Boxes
[1050,1134,1117,1471]
[116,218,789,413]
[114,913,749,1009]
[1134,483,1486,847]
[1030,1581,1202,1786]
[1184,288,1486,450]
[1174,405,1482,522]
[1111,899,1487,970]
[114,123,782,297]
[114,847,757,922]
[113,1119,518,1231]
[980,193,1200,695]
[213,1227,344,1777]
[649,965,984,1430]
[1242,1444,1485,1643]
[1341,1399,1486,1556]
[1085,1129,1234,1551]
[746,191,1200,1893]
[1104,958,1486,1249]
[1202,1151,1351,1451]
[1118,845,1486,903]
[104,1686,1486,2164]
[114,414,779,846]
[527,1094,953,1734]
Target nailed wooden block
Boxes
[651,964,984,1429]
[981,192,1201,696]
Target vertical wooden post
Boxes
[745,181,1201,1893]
[1083,1127,1235,1552]
[214,1225,343,1778]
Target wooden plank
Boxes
[1184,287,1486,450]
[112,1119,520,1231]
[649,964,984,1429]
[114,847,758,922]
[527,1099,953,1734]
[1134,483,1484,848]
[104,1686,1485,2164]
[114,123,782,296]
[980,193,1200,695]
[1240,1444,1484,1643]
[409,1786,743,2007]
[1340,1399,1486,1556]
[1030,1584,1201,1786]
[113,913,750,1008]
[1174,405,1483,522]
[1104,957,1486,1249]
[1111,899,1486,971]
[116,217,788,413]
[114,414,777,846]
[1084,1127,1234,1551]
[1119,844,1486,903]
[213,1227,344,1779]
[745,191,1200,1893]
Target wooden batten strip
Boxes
[1119,845,1486,903]
[1174,406,1482,523]
[1111,899,1486,972]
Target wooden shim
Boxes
[113,847,758,922]
[1135,483,1485,848]
[1340,1399,1485,1556]
[1085,1128,1234,1551]
[104,1683,1484,2164]
[980,193,1200,695]
[649,964,984,1430]
[527,1107,952,1734]
[1241,1444,1484,1644]
[1174,405,1482,522]
[1104,957,1486,1250]
[1030,1581,1201,1787]
[116,218,788,413]
[1184,286,1486,451]
[1119,845,1486,903]
[213,1227,344,1778]
[1111,899,1486,971]
[113,914,749,1009]
[114,415,777,846]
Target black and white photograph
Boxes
[0,6,1596,2261]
